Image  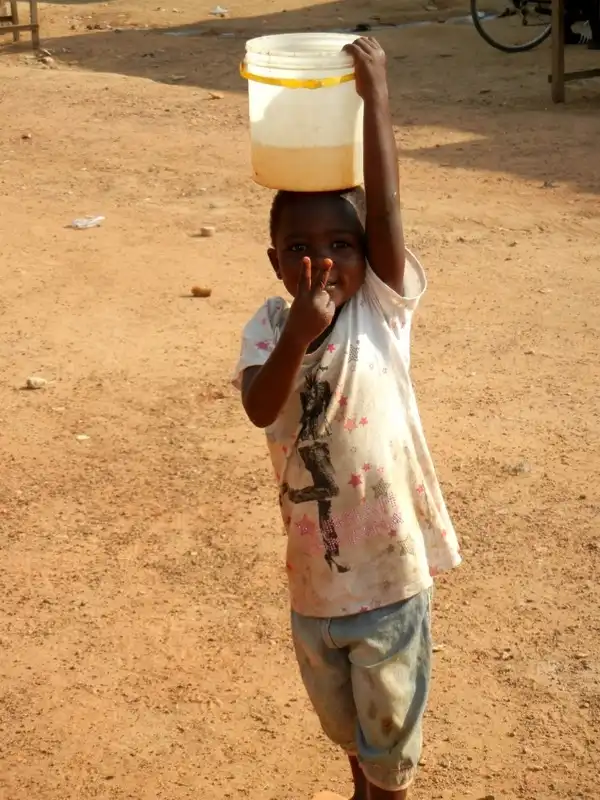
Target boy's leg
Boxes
[348,755,368,800]
[329,590,432,798]
[368,786,407,800]
[291,611,365,800]
[313,784,406,800]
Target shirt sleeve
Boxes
[232,297,287,390]
[362,249,427,329]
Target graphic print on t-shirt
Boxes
[280,366,350,574]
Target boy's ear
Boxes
[268,248,281,278]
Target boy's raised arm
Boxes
[344,38,406,295]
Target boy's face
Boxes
[268,193,367,309]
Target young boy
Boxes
[234,37,461,800]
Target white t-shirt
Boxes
[233,252,461,618]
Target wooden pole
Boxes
[30,0,39,48]
[9,0,19,42]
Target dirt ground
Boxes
[1,1,600,799]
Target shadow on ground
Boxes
[3,0,600,193]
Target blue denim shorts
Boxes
[291,589,432,792]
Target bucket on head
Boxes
[241,33,364,192]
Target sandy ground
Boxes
[1,1,600,799]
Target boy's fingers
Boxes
[343,41,360,59]
[352,36,380,54]
[298,257,312,292]
[314,259,333,292]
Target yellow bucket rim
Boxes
[240,63,355,89]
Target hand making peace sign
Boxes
[286,257,336,347]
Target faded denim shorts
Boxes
[291,589,432,792]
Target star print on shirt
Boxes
[256,340,271,351]
[359,417,368,426]
[296,515,316,536]
[397,537,415,556]
[327,344,336,353]
[348,342,360,362]
[349,473,362,488]
[372,477,392,499]
[344,418,357,432]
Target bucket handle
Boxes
[240,63,355,89]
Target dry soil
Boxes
[1,2,600,799]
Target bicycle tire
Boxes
[470,0,552,52]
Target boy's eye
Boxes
[332,241,350,250]
[289,244,307,253]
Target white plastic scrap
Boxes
[70,215,105,230]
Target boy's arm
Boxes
[241,328,307,428]
[241,258,335,428]
[344,38,405,295]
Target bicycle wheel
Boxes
[470,0,552,52]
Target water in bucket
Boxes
[241,33,364,192]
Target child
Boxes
[233,37,461,800]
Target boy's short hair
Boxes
[269,186,367,245]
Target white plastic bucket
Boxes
[241,33,364,192]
